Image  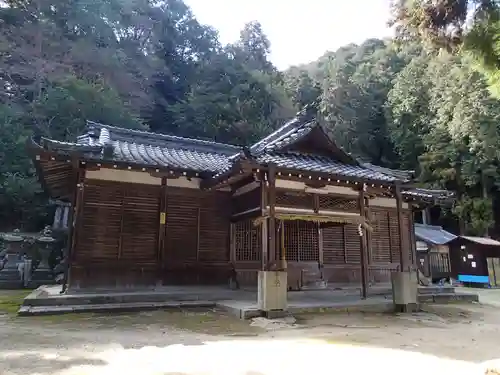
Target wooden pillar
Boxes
[62,162,85,293]
[229,223,236,263]
[314,195,323,269]
[157,177,167,280]
[395,184,409,271]
[365,196,372,264]
[268,164,277,269]
[280,220,287,268]
[260,179,268,270]
[261,218,268,270]
[359,186,368,299]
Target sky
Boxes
[185,0,394,70]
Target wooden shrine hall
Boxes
[29,107,454,311]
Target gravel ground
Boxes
[1,291,500,375]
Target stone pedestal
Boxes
[31,235,56,286]
[391,271,418,312]
[257,271,287,317]
[0,234,24,288]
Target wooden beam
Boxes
[261,219,268,270]
[365,196,373,264]
[260,180,267,212]
[230,223,236,263]
[196,207,201,261]
[268,163,277,269]
[395,184,409,271]
[157,177,167,265]
[63,162,85,293]
[359,187,369,299]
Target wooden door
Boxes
[487,258,500,287]
[163,187,199,283]
[283,220,322,289]
[73,180,161,287]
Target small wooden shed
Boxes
[414,224,456,282]
[448,236,500,287]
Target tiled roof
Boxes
[249,117,315,154]
[360,162,414,181]
[34,116,425,186]
[403,188,455,205]
[41,121,241,174]
[257,152,401,182]
[414,224,457,245]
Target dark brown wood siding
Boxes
[70,180,232,288]
[71,179,161,288]
[321,207,413,285]
[163,187,231,284]
[233,219,262,286]
[232,186,261,217]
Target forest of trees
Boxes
[2,0,500,237]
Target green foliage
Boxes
[1,0,500,237]
[453,196,495,236]
[389,0,500,95]
[0,105,46,229]
[32,77,144,140]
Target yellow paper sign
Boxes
[160,212,166,225]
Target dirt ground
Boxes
[1,289,500,375]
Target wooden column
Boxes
[261,218,268,270]
[62,162,85,293]
[229,223,236,263]
[158,177,167,266]
[260,179,268,270]
[268,164,277,269]
[365,196,372,264]
[314,195,323,269]
[359,186,369,299]
[280,220,287,268]
[395,184,409,271]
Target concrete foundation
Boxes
[391,271,418,312]
[18,283,479,317]
[257,271,287,314]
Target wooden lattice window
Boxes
[276,191,313,209]
[235,220,261,261]
[284,220,319,262]
[322,224,346,264]
[389,212,401,264]
[371,209,391,263]
[318,196,359,212]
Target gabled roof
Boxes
[32,112,416,184]
[39,121,241,174]
[403,188,456,206]
[257,152,401,182]
[248,105,357,165]
[414,224,457,245]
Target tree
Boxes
[389,0,500,93]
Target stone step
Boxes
[418,286,455,295]
[18,300,216,316]
[23,291,230,307]
[300,280,328,290]
[418,293,479,303]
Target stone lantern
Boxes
[0,232,24,288]
[32,228,57,286]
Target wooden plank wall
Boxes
[71,180,232,288]
[232,188,415,287]
[322,208,413,284]
[163,187,232,285]
[71,179,161,288]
